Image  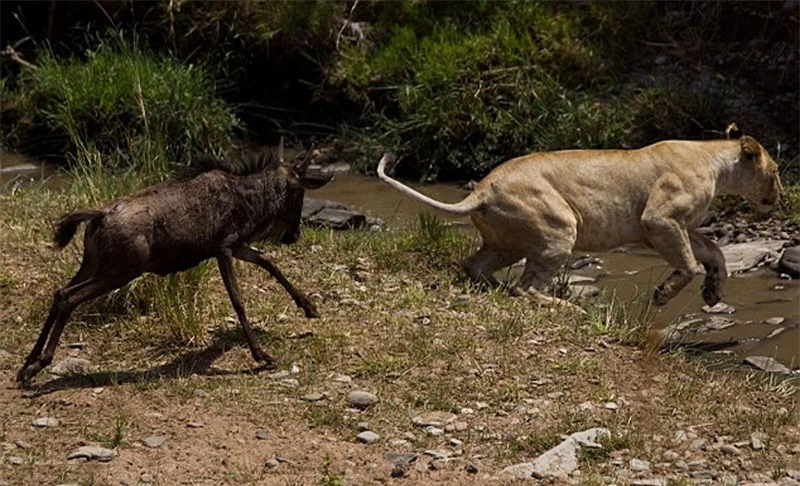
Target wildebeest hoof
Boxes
[304,306,320,319]
[651,288,669,306]
[250,348,276,367]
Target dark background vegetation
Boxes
[1,0,798,182]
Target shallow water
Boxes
[3,156,797,369]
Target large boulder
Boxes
[301,198,382,230]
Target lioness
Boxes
[377,135,783,309]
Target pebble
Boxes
[465,463,479,474]
[630,458,651,472]
[631,481,666,486]
[32,417,58,427]
[256,431,269,440]
[67,445,117,462]
[450,438,463,447]
[703,302,736,314]
[744,356,792,374]
[750,436,764,450]
[50,357,91,375]
[331,374,352,384]
[7,456,24,465]
[143,436,167,449]
[663,450,680,461]
[186,421,204,428]
[302,392,325,402]
[192,389,206,398]
[265,458,280,469]
[139,473,155,484]
[357,422,370,432]
[764,317,786,325]
[604,402,619,410]
[425,426,445,436]
[15,440,32,450]
[346,390,379,409]
[411,411,456,428]
[356,431,380,444]
[721,444,741,456]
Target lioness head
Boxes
[738,136,783,211]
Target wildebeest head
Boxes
[279,144,333,244]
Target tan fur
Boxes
[378,136,783,310]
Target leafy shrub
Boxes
[7,33,240,168]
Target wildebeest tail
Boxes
[53,211,104,248]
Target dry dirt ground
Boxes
[0,188,798,486]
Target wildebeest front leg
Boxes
[690,230,727,306]
[216,251,275,366]
[232,246,319,318]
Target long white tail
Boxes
[376,153,481,216]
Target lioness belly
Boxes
[572,209,646,252]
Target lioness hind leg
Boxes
[514,249,586,314]
[689,230,727,306]
[461,247,521,290]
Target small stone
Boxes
[425,426,445,437]
[663,450,680,461]
[750,436,764,450]
[186,421,204,428]
[703,302,736,314]
[265,458,280,469]
[143,436,167,449]
[423,449,452,460]
[15,440,32,450]
[411,411,457,428]
[268,370,290,380]
[332,374,352,384]
[454,421,469,432]
[7,456,24,465]
[744,356,792,374]
[192,389,206,398]
[33,417,58,427]
[91,387,104,395]
[139,473,155,484]
[357,422,370,432]
[302,392,325,402]
[346,390,379,409]
[256,431,269,440]
[465,463,479,474]
[630,458,651,472]
[67,445,117,462]
[631,480,666,486]
[450,438,463,447]
[721,444,741,456]
[357,431,379,444]
[50,357,91,375]
[604,402,618,410]
[764,317,786,325]
[391,463,408,478]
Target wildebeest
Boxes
[17,146,332,385]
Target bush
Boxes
[6,33,241,169]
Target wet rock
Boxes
[744,356,791,374]
[571,256,603,270]
[721,240,788,274]
[777,246,800,278]
[302,198,381,230]
[356,431,380,444]
[497,427,610,479]
[32,417,58,427]
[705,316,736,330]
[67,445,117,462]
[572,285,600,299]
[50,357,91,375]
[346,390,378,409]
[411,411,457,428]
[764,317,786,325]
[143,436,167,449]
[703,302,736,314]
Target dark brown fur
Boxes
[17,149,332,385]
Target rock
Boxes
[0,349,10,360]
[750,436,764,450]
[704,316,737,331]
[604,402,618,410]
[411,411,457,428]
[331,374,352,384]
[465,463,479,474]
[571,256,603,270]
[143,436,167,449]
[357,422,370,432]
[573,285,600,299]
[425,426,445,436]
[663,450,680,461]
[346,390,379,409]
[566,275,596,285]
[67,445,117,462]
[721,444,741,455]
[192,389,205,398]
[139,473,155,484]
[7,456,24,465]
[49,357,91,375]
[777,246,800,278]
[302,392,325,402]
[302,198,380,230]
[423,449,452,460]
[764,317,786,325]
[631,480,666,486]
[721,240,788,274]
[703,302,736,314]
[265,458,280,469]
[744,356,792,374]
[630,458,651,471]
[256,431,269,440]
[385,451,417,478]
[497,427,610,479]
[186,421,204,428]
[15,440,32,450]
[356,431,380,444]
[32,417,58,427]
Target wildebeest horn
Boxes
[278,136,285,163]
[294,144,315,173]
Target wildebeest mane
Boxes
[175,150,281,180]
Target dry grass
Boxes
[0,183,798,485]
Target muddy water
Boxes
[3,155,797,369]
[314,173,800,369]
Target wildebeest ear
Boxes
[740,136,761,159]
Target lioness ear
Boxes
[740,136,761,160]
[725,123,742,139]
